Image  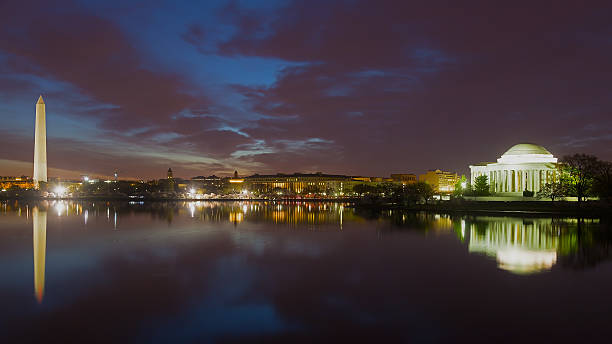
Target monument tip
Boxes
[37,95,44,104]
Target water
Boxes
[0,200,611,343]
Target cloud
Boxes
[184,0,612,175]
[0,1,262,177]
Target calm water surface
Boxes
[0,201,611,343]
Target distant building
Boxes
[191,175,223,194]
[469,143,558,195]
[351,176,372,182]
[229,170,244,184]
[419,170,460,194]
[226,171,245,194]
[162,168,176,193]
[246,173,353,195]
[390,174,417,184]
[0,176,35,190]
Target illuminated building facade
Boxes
[469,143,558,195]
[419,170,460,194]
[0,176,35,190]
[390,174,417,184]
[225,171,245,193]
[191,175,223,194]
[246,173,353,195]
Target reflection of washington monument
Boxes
[33,207,46,303]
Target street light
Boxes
[54,185,66,196]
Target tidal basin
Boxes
[0,201,611,343]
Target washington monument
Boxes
[33,95,47,188]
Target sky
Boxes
[1,0,611,180]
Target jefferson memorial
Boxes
[469,143,558,195]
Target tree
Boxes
[353,183,377,196]
[591,160,612,202]
[404,182,434,204]
[473,175,490,196]
[417,182,435,204]
[537,181,569,201]
[561,154,599,203]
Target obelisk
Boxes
[33,95,47,188]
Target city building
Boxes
[0,176,35,190]
[245,173,353,195]
[469,143,558,195]
[191,175,223,194]
[226,171,245,194]
[33,95,47,188]
[419,170,460,194]
[390,174,417,184]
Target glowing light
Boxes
[190,188,196,194]
[461,182,467,189]
[54,202,64,216]
[83,176,89,182]
[241,189,248,195]
[497,248,557,274]
[54,186,66,196]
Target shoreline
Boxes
[354,201,612,218]
[1,196,610,217]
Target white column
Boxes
[514,170,519,192]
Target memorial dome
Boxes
[502,143,552,157]
[497,143,557,164]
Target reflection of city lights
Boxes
[229,212,244,223]
[54,202,64,216]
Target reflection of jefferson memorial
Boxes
[467,217,559,274]
[470,143,558,195]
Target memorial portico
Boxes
[469,144,558,195]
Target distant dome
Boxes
[502,143,552,156]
